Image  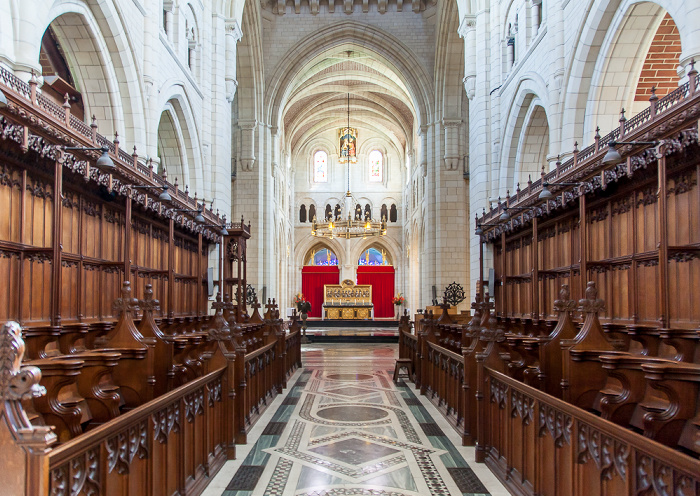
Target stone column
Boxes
[459,15,477,101]
[225,20,242,103]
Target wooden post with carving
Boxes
[0,321,57,495]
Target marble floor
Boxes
[202,343,509,496]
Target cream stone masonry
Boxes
[2,0,694,313]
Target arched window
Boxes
[390,204,398,222]
[358,247,391,266]
[299,205,307,223]
[305,247,338,266]
[381,204,388,222]
[355,204,362,220]
[325,204,332,221]
[309,204,317,222]
[364,204,371,221]
[334,204,341,220]
[369,150,383,182]
[314,150,328,182]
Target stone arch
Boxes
[514,104,549,190]
[157,106,187,185]
[561,0,698,148]
[41,12,123,138]
[156,89,204,197]
[295,237,346,268]
[350,237,402,271]
[35,0,146,147]
[499,78,552,194]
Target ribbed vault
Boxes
[281,48,417,158]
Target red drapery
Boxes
[357,265,395,318]
[301,265,339,318]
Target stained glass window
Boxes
[306,248,338,266]
[369,150,382,182]
[314,150,327,182]
[358,247,390,266]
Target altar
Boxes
[323,280,373,320]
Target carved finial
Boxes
[140,283,160,312]
[690,59,697,72]
[595,126,600,139]
[174,177,179,188]
[63,93,71,109]
[619,108,626,122]
[516,182,521,193]
[193,191,197,202]
[579,281,605,313]
[541,165,546,178]
[162,168,168,180]
[0,322,46,401]
[649,86,658,102]
[585,281,597,300]
[148,158,153,171]
[30,70,37,83]
[573,141,579,153]
[114,132,120,144]
[560,284,570,301]
[527,174,532,187]
[553,284,576,313]
[91,115,98,129]
[133,146,138,158]
[113,281,140,316]
[185,184,189,195]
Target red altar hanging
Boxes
[356,265,395,318]
[301,265,340,318]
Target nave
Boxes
[202,343,508,496]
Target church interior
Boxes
[0,0,698,494]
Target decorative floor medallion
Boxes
[216,344,498,496]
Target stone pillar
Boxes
[163,1,174,42]
[532,0,541,36]
[225,20,242,103]
[442,119,462,170]
[468,8,493,295]
[239,120,257,172]
[506,37,515,69]
[459,15,477,101]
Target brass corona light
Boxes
[311,191,387,239]
[311,84,387,240]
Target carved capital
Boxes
[458,15,477,38]
[225,20,243,42]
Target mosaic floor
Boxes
[202,343,509,496]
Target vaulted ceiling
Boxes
[282,49,416,156]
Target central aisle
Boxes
[203,344,508,496]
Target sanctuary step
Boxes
[304,319,399,328]
[304,325,399,342]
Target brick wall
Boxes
[634,13,681,101]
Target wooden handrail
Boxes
[46,367,225,465]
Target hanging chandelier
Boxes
[311,84,387,239]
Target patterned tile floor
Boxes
[202,343,509,496]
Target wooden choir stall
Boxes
[399,70,700,494]
[0,68,301,496]
[323,280,373,320]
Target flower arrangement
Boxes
[294,293,304,310]
[391,293,405,306]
